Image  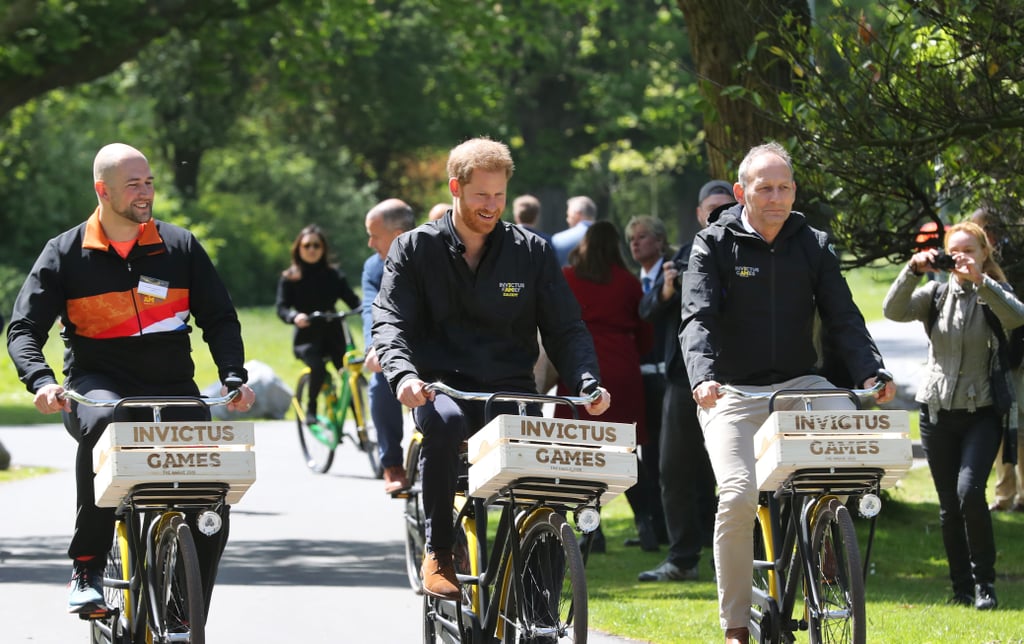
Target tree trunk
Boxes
[676,0,809,179]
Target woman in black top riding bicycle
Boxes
[276,224,361,425]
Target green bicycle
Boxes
[290,309,383,478]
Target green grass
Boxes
[846,260,901,323]
[0,464,55,482]
[587,466,1024,643]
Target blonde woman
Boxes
[883,220,1024,610]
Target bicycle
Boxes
[720,371,912,644]
[62,382,255,644]
[396,382,637,643]
[289,309,382,478]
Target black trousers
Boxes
[413,391,537,551]
[659,380,717,568]
[919,405,1002,592]
[64,372,230,607]
[624,373,668,538]
[295,342,344,417]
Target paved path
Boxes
[0,421,642,643]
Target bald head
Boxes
[428,203,449,221]
[366,198,416,258]
[94,143,148,183]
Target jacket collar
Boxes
[82,207,164,251]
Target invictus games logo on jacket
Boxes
[735,266,759,278]
[500,282,525,297]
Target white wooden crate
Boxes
[93,421,256,507]
[753,410,912,492]
[753,410,910,460]
[468,442,637,506]
[467,414,636,464]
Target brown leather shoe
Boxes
[384,466,410,494]
[725,627,749,644]
[421,549,461,601]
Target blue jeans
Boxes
[919,405,1001,592]
[369,372,404,468]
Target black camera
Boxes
[930,251,956,271]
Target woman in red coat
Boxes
[557,221,654,552]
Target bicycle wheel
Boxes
[295,371,336,473]
[808,498,865,644]
[503,510,587,643]
[750,505,779,643]
[404,437,426,594]
[352,373,384,479]
[90,521,132,644]
[152,514,206,644]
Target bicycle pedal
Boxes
[77,605,113,620]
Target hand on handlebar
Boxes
[693,380,722,409]
[293,312,310,328]
[34,383,70,414]
[398,377,433,408]
[862,375,896,404]
[224,383,257,413]
[584,387,611,416]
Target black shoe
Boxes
[624,517,658,551]
[947,592,973,606]
[975,583,997,610]
[636,517,659,551]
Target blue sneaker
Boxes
[68,563,105,613]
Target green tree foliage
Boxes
[0,0,714,309]
[0,0,286,121]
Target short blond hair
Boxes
[446,137,514,186]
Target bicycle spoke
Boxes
[295,372,336,473]
[808,499,865,644]
[505,513,585,643]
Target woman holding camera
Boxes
[883,220,1024,610]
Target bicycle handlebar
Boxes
[719,368,893,401]
[307,308,361,321]
[424,381,601,407]
[60,385,241,409]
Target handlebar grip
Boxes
[875,368,894,384]
[223,376,244,391]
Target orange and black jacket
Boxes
[7,209,247,393]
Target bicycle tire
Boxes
[352,373,384,479]
[750,505,780,644]
[503,510,587,644]
[808,498,865,644]
[152,514,206,644]
[404,437,426,594]
[295,371,336,474]
[90,522,132,644]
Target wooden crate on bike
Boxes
[92,421,257,507]
[466,414,637,505]
[753,410,913,491]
